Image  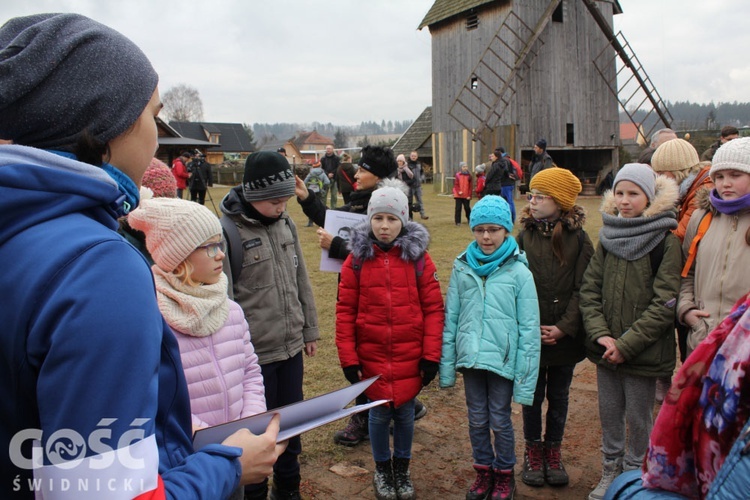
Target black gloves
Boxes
[419,359,439,387]
[343,365,361,384]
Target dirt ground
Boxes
[298,361,613,499]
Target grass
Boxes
[204,185,604,464]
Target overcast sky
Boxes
[3,0,748,125]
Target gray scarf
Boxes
[599,210,677,261]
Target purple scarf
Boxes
[710,189,750,215]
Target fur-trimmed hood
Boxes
[694,184,715,213]
[347,220,430,263]
[600,175,680,217]
[518,204,587,232]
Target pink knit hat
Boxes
[128,198,222,272]
[141,158,177,198]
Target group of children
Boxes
[126,141,748,500]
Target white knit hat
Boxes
[368,186,409,227]
[710,137,750,179]
[128,198,222,272]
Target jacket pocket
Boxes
[241,244,274,289]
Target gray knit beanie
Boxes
[242,151,296,202]
[368,186,409,227]
[0,13,158,149]
[614,163,657,202]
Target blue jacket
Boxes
[439,248,540,405]
[0,146,241,499]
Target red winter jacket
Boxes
[171,158,190,190]
[336,222,444,407]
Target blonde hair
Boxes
[341,152,352,162]
[671,162,706,185]
[173,260,201,287]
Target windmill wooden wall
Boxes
[426,0,620,189]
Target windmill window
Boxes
[552,2,564,23]
[466,13,479,30]
[471,76,479,90]
[566,123,575,145]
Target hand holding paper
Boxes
[222,414,288,485]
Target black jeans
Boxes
[245,352,304,494]
[454,198,471,224]
[190,189,206,205]
[522,364,575,442]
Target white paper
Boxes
[319,210,367,273]
[192,376,386,448]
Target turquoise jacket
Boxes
[439,248,541,405]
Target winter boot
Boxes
[543,441,569,486]
[333,413,369,446]
[392,457,416,500]
[269,474,301,500]
[588,457,623,500]
[490,469,515,500]
[520,441,544,487]
[414,398,428,421]
[373,460,398,500]
[466,464,493,500]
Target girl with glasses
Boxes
[516,168,595,489]
[130,197,267,500]
[440,195,540,500]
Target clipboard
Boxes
[193,376,387,449]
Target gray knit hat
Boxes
[614,163,657,202]
[128,198,222,273]
[710,137,750,179]
[0,13,158,149]
[242,151,296,202]
[368,186,409,227]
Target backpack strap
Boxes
[681,211,713,278]
[220,215,243,283]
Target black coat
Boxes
[188,159,212,190]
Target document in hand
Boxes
[193,376,387,449]
[319,209,367,272]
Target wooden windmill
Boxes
[419,0,671,190]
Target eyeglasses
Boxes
[195,239,227,258]
[526,193,553,203]
[472,227,504,236]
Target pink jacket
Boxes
[173,300,266,428]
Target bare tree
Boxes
[162,84,204,122]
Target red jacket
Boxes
[336,222,444,407]
[171,158,190,190]
[453,171,473,200]
[475,173,486,198]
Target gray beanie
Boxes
[614,163,657,202]
[0,13,158,149]
[368,186,409,227]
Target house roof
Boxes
[393,107,432,157]
[169,122,255,152]
[293,130,333,148]
[418,0,623,29]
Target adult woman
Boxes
[677,137,750,356]
[0,14,282,499]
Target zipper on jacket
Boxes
[209,334,230,423]
[717,214,739,323]
[384,256,395,400]
[267,224,292,351]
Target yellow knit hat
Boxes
[529,167,582,211]
[651,138,700,173]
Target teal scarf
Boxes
[49,150,140,215]
[465,236,518,277]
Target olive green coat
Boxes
[580,179,682,378]
[517,204,594,366]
